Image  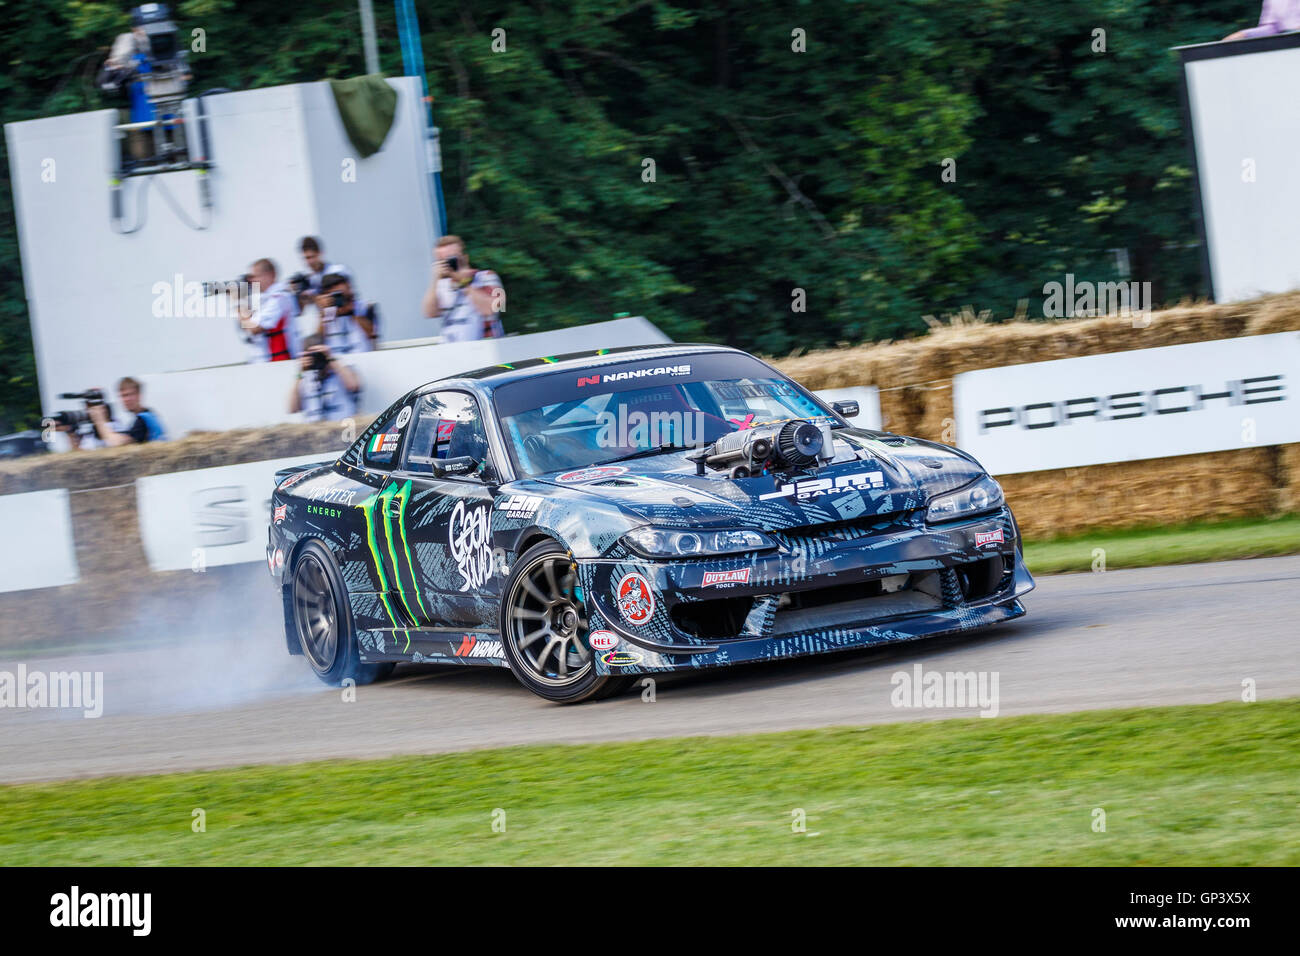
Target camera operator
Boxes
[316,273,378,353]
[288,337,362,422]
[238,258,298,362]
[99,5,190,162]
[420,235,505,342]
[59,378,165,450]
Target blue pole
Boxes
[395,0,448,236]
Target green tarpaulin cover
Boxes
[328,75,398,158]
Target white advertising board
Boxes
[952,332,1300,475]
[135,454,331,572]
[0,490,79,593]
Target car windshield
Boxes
[493,352,835,477]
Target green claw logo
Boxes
[357,481,430,631]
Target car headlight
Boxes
[622,526,778,558]
[926,474,1005,523]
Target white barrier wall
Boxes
[0,490,79,593]
[138,316,672,435]
[5,78,437,412]
[1180,36,1300,301]
[953,332,1300,475]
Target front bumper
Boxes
[579,508,1034,676]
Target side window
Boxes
[361,401,414,470]
[405,391,489,476]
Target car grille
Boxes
[671,557,1014,642]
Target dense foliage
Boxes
[0,1,1252,430]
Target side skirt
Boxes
[356,628,509,667]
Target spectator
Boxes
[297,236,355,305]
[1225,1,1300,39]
[69,377,165,449]
[289,337,362,422]
[421,234,505,342]
[317,273,379,353]
[239,258,297,362]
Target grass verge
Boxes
[1022,514,1300,574]
[1,699,1296,865]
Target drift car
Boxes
[268,344,1033,703]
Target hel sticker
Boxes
[614,572,656,626]
[702,568,751,587]
[601,651,643,667]
[278,470,308,489]
[556,465,628,484]
[974,529,1005,548]
[588,630,619,651]
[273,504,287,524]
[394,406,412,429]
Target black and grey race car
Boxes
[267,343,1034,702]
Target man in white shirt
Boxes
[420,234,505,342]
[238,258,298,362]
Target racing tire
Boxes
[500,540,632,704]
[290,540,394,686]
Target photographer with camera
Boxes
[316,273,378,353]
[238,258,298,362]
[53,378,165,450]
[291,236,355,309]
[420,235,505,342]
[288,337,362,423]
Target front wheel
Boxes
[290,540,393,686]
[499,541,631,704]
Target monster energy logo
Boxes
[356,481,430,638]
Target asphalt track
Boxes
[1,556,1297,783]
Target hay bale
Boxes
[0,418,372,495]
[1001,448,1278,538]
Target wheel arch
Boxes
[280,534,343,655]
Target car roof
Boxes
[415,343,749,394]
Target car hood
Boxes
[524,429,987,531]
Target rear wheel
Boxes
[500,541,631,704]
[291,540,393,686]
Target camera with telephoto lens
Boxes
[45,389,112,430]
[444,256,460,273]
[308,351,330,373]
[287,272,313,295]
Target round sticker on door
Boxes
[394,406,412,429]
[614,572,655,626]
[588,630,619,651]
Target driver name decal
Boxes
[449,500,493,591]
